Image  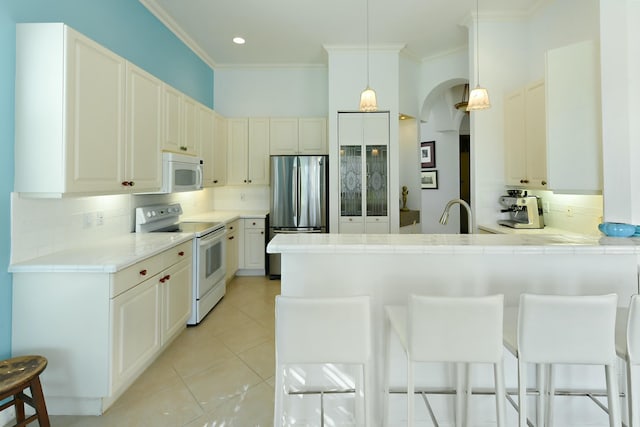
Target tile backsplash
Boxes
[527,190,603,236]
[10,189,216,264]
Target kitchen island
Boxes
[268,233,640,426]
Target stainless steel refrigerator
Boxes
[269,155,328,277]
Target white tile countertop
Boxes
[267,232,640,255]
[182,210,269,224]
[9,232,193,273]
[478,223,591,236]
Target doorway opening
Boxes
[459,134,471,234]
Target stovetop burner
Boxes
[135,203,224,236]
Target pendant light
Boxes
[359,0,377,112]
[467,0,491,111]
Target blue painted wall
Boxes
[0,0,214,359]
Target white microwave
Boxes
[160,152,204,193]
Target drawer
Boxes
[244,218,265,229]
[163,241,192,267]
[111,255,164,298]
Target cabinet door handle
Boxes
[228,236,234,240]
[213,180,218,183]
[160,274,171,283]
[178,251,185,256]
[129,181,135,187]
[139,269,147,276]
[248,179,252,183]
[520,179,529,184]
[261,231,264,235]
[541,180,547,186]
[252,222,256,226]
[122,181,130,187]
[243,179,247,183]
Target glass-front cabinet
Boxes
[338,112,389,234]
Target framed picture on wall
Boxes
[421,170,438,189]
[420,141,436,168]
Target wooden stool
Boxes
[0,355,50,427]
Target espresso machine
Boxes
[498,190,545,229]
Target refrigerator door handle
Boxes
[295,156,301,228]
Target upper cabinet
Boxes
[545,40,602,194]
[163,85,200,156]
[504,41,602,194]
[201,109,227,187]
[227,118,270,185]
[14,23,215,197]
[269,117,327,155]
[15,23,130,196]
[504,80,547,189]
[125,63,163,191]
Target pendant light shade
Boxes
[360,87,378,112]
[359,0,377,112]
[467,85,491,110]
[467,0,491,111]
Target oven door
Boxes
[197,228,227,298]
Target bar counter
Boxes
[268,233,640,426]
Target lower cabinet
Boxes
[11,240,192,415]
[226,219,240,282]
[237,218,266,275]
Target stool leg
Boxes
[274,363,284,427]
[29,377,50,427]
[629,362,639,427]
[455,363,465,427]
[546,365,555,427]
[14,393,26,423]
[518,360,528,427]
[494,362,507,427]
[465,363,472,427]
[537,363,547,427]
[407,356,414,427]
[605,363,621,427]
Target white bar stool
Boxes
[274,295,372,427]
[615,294,640,427]
[384,294,506,427]
[504,293,621,427]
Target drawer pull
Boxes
[178,251,185,256]
[229,236,234,240]
[139,269,147,276]
[159,274,171,283]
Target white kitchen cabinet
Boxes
[125,63,163,191]
[269,117,299,155]
[241,218,266,272]
[163,85,200,156]
[227,118,270,185]
[226,220,240,282]
[15,23,126,196]
[338,112,390,234]
[200,106,216,186]
[212,112,228,186]
[12,240,192,415]
[160,255,191,345]
[269,117,328,155]
[111,272,161,394]
[546,40,602,193]
[504,80,547,189]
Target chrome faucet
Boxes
[439,198,474,233]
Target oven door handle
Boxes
[198,229,227,248]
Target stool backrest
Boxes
[627,294,640,364]
[517,293,618,364]
[275,295,371,364]
[408,294,504,363]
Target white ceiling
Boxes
[140,0,543,68]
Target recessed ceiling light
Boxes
[233,37,245,45]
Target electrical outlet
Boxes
[566,207,573,217]
[96,211,104,226]
[240,193,246,201]
[83,212,93,228]
[543,201,550,213]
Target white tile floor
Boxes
[47,275,280,427]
